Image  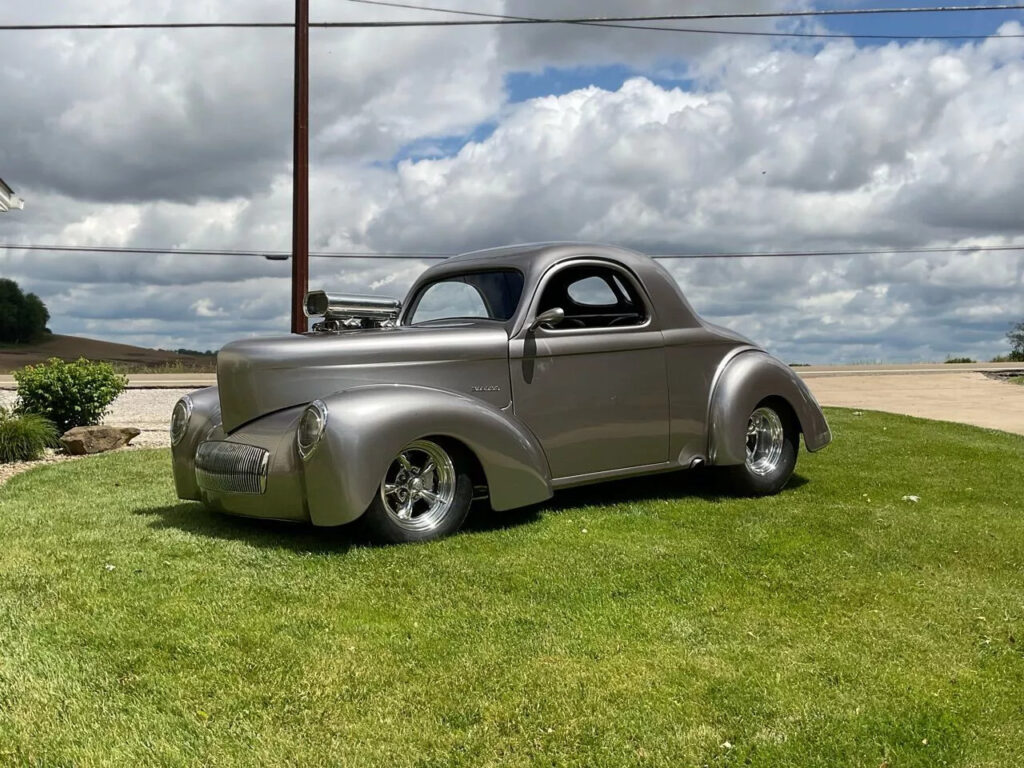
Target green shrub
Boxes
[14,358,128,433]
[945,356,975,364]
[0,407,58,463]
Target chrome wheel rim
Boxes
[380,440,456,532]
[745,407,785,476]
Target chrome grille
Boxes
[195,441,269,495]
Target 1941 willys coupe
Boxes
[171,243,831,543]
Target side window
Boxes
[537,265,647,329]
[411,281,488,323]
[567,276,618,306]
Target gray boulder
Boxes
[60,426,141,455]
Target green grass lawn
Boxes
[1,409,1023,767]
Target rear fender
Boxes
[304,385,552,526]
[708,350,831,466]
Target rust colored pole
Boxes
[291,0,310,333]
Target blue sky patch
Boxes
[384,1,1019,169]
[811,0,1020,47]
[387,121,498,167]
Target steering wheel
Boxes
[608,315,640,327]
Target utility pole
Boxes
[291,0,310,333]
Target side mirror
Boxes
[530,307,565,331]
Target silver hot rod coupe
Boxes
[171,243,830,543]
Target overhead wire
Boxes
[339,0,1024,39]
[1,3,1023,35]
[2,243,1023,261]
[341,0,1024,20]
[3,6,1022,268]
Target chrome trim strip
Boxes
[550,460,677,489]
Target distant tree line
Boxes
[159,348,217,357]
[1004,321,1024,363]
[0,279,50,344]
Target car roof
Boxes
[439,241,651,276]
[406,242,705,332]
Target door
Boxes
[509,262,670,479]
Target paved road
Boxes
[2,364,1022,436]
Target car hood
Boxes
[217,323,511,432]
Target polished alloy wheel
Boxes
[379,440,457,532]
[745,407,785,476]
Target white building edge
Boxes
[0,177,25,212]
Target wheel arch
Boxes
[707,350,832,466]
[302,385,553,526]
[757,394,799,434]
[422,434,488,495]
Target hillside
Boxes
[0,335,215,374]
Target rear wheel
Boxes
[725,403,798,496]
[361,439,473,544]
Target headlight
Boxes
[170,395,193,446]
[296,400,327,460]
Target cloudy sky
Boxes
[1,0,1022,362]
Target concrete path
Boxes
[804,371,1024,436]
[797,362,1023,377]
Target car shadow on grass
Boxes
[135,503,366,553]
[136,470,809,549]
[465,469,809,533]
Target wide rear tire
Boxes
[725,402,798,496]
[360,439,473,544]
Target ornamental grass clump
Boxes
[14,358,128,433]
[0,407,58,463]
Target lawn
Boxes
[1,409,1022,767]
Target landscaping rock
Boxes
[60,426,141,455]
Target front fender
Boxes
[303,385,553,526]
[170,386,221,500]
[708,351,831,466]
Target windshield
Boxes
[406,270,525,324]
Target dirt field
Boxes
[0,335,213,374]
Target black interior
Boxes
[536,265,647,329]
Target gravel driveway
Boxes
[0,388,191,487]
[0,388,188,449]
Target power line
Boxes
[2,243,1023,260]
[652,244,1024,259]
[0,23,292,31]
[344,0,1023,21]
[0,244,448,260]
[2,4,1024,32]
[340,0,1024,39]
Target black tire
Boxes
[724,401,798,496]
[360,439,473,544]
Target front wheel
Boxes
[725,403,798,496]
[361,439,473,544]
